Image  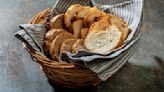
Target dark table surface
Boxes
[0,0,164,92]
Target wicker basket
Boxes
[25,8,102,89]
[21,0,142,87]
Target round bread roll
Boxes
[64,4,83,29]
[72,39,87,53]
[49,14,65,29]
[80,28,89,39]
[72,19,84,38]
[50,32,75,60]
[85,20,123,54]
[60,39,77,54]
[43,29,66,55]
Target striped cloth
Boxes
[15,0,143,81]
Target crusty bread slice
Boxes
[97,14,113,22]
[72,19,84,38]
[85,25,123,54]
[110,16,129,41]
[76,6,91,19]
[89,20,110,32]
[50,32,75,60]
[84,7,105,27]
[97,14,129,41]
[60,39,77,54]
[80,28,89,39]
[49,14,65,29]
[43,29,66,55]
[72,39,87,53]
[64,4,83,28]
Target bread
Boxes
[43,29,66,55]
[42,4,130,57]
[60,39,77,54]
[85,24,123,54]
[64,4,83,29]
[84,7,104,27]
[72,39,86,53]
[110,16,129,41]
[89,20,110,32]
[80,28,89,39]
[50,33,75,60]
[97,14,113,22]
[72,19,84,38]
[49,14,65,29]
[76,6,91,19]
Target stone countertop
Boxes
[0,0,163,92]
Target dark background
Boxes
[0,0,164,92]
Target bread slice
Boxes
[89,20,110,32]
[49,14,65,29]
[84,7,104,27]
[72,39,87,53]
[43,29,66,55]
[60,39,77,54]
[96,14,129,41]
[97,14,113,22]
[80,28,89,39]
[85,25,123,54]
[64,4,83,28]
[110,16,129,41]
[76,6,91,19]
[72,19,84,38]
[50,33,75,60]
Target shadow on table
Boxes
[49,56,164,92]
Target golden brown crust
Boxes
[89,20,111,32]
[71,39,87,53]
[64,4,83,29]
[76,6,91,19]
[110,15,129,41]
[85,25,123,54]
[43,29,67,55]
[97,14,113,22]
[72,19,84,38]
[80,28,89,39]
[50,33,75,60]
[60,39,77,54]
[49,14,65,29]
[84,7,104,27]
